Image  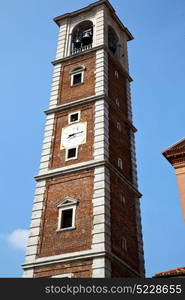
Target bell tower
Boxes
[22,0,145,278]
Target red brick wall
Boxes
[110,170,140,273]
[108,55,128,118]
[37,170,94,258]
[108,56,133,182]
[109,106,133,182]
[58,53,96,105]
[49,103,94,170]
[34,260,92,278]
[111,261,139,278]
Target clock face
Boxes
[61,122,87,149]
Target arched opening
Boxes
[108,26,119,56]
[71,20,93,53]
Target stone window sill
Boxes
[56,226,76,232]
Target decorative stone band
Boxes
[39,113,55,176]
[95,49,108,96]
[135,198,145,277]
[52,45,105,66]
[130,131,138,188]
[44,94,136,133]
[23,250,141,278]
[23,269,34,278]
[125,78,139,189]
[23,66,61,277]
[44,95,105,115]
[126,80,133,123]
[35,159,104,181]
[92,166,111,277]
[49,64,62,109]
[92,257,111,278]
[52,45,132,81]
[93,48,110,277]
[95,5,105,47]
[23,180,46,276]
[92,170,110,238]
[94,100,109,161]
[34,159,141,198]
[55,19,68,60]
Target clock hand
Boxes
[67,133,75,139]
[67,131,84,139]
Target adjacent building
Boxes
[162,138,185,223]
[154,139,185,278]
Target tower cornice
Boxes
[35,159,142,198]
[44,94,137,132]
[22,249,141,277]
[44,95,103,114]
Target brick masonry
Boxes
[108,56,128,119]
[110,170,140,273]
[58,53,96,105]
[109,106,133,182]
[34,260,92,278]
[111,261,138,278]
[49,103,95,169]
[37,170,94,258]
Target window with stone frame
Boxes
[65,147,78,161]
[121,237,127,251]
[68,111,81,124]
[70,65,85,86]
[57,198,78,231]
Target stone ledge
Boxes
[44,94,105,115]
[35,159,105,181]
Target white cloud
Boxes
[7,229,29,250]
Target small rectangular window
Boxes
[116,98,120,107]
[57,199,77,232]
[70,113,79,123]
[122,238,127,251]
[72,73,82,85]
[61,209,73,229]
[118,158,123,169]
[121,193,126,205]
[66,148,77,160]
[117,122,121,131]
[115,70,119,78]
[68,111,80,124]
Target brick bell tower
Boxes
[22,0,145,278]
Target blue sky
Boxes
[0,0,185,278]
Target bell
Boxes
[74,38,81,49]
[83,31,91,38]
[81,30,92,46]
